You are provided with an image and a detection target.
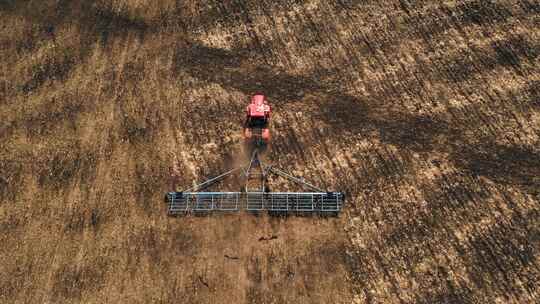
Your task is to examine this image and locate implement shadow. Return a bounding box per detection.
[454,141,540,197]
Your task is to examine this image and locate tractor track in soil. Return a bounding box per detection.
[1,1,539,303]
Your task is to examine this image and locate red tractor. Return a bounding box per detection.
[244,94,271,146]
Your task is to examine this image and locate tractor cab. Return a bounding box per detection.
[244,94,271,144]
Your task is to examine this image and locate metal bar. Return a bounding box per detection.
[244,149,268,194]
[268,167,325,192]
[244,149,259,177]
[182,167,242,192]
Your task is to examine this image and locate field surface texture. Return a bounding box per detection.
[1,0,539,303]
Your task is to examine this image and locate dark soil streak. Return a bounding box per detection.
[2,1,540,303]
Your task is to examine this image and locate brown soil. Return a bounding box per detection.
[1,1,539,303]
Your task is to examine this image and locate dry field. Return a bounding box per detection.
[1,0,539,303]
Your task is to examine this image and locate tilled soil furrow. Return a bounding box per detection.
[2,1,540,303]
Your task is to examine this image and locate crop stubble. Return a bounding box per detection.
[0,1,539,303]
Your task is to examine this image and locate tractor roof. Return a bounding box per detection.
[248,94,270,117]
[251,94,266,105]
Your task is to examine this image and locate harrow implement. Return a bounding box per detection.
[166,150,345,215]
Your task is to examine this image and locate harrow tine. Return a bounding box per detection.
[167,192,344,214]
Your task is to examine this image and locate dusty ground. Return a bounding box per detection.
[1,0,539,303]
